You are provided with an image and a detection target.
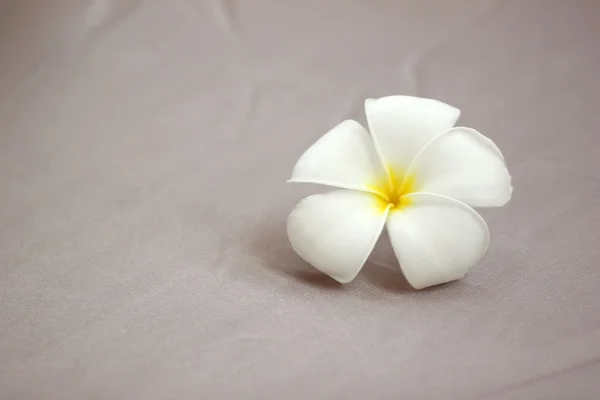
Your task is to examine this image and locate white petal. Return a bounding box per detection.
[287,190,388,283]
[387,193,489,289]
[408,127,512,207]
[365,96,460,173]
[289,120,386,194]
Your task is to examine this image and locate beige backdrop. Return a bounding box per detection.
[1,1,600,399]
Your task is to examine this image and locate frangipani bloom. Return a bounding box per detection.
[287,96,512,289]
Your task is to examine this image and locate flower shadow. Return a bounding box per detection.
[361,262,415,292]
[360,230,417,293]
[248,220,343,290]
[249,220,427,293]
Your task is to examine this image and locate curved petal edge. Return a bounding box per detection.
[387,193,490,289]
[407,127,513,207]
[289,120,386,195]
[287,190,389,283]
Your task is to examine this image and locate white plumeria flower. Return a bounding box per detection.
[287,95,512,289]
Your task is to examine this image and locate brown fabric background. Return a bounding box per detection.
[1,1,600,399]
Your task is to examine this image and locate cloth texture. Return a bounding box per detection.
[1,1,600,399]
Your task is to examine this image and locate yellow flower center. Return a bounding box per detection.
[369,166,417,213]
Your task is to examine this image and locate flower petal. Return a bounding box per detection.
[407,127,512,207]
[287,190,389,283]
[365,96,460,173]
[387,193,489,289]
[289,120,386,195]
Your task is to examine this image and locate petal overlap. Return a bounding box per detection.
[287,96,511,288]
[365,96,460,174]
[289,120,386,195]
[406,127,512,207]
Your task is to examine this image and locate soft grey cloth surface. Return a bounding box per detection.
[1,1,600,399]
